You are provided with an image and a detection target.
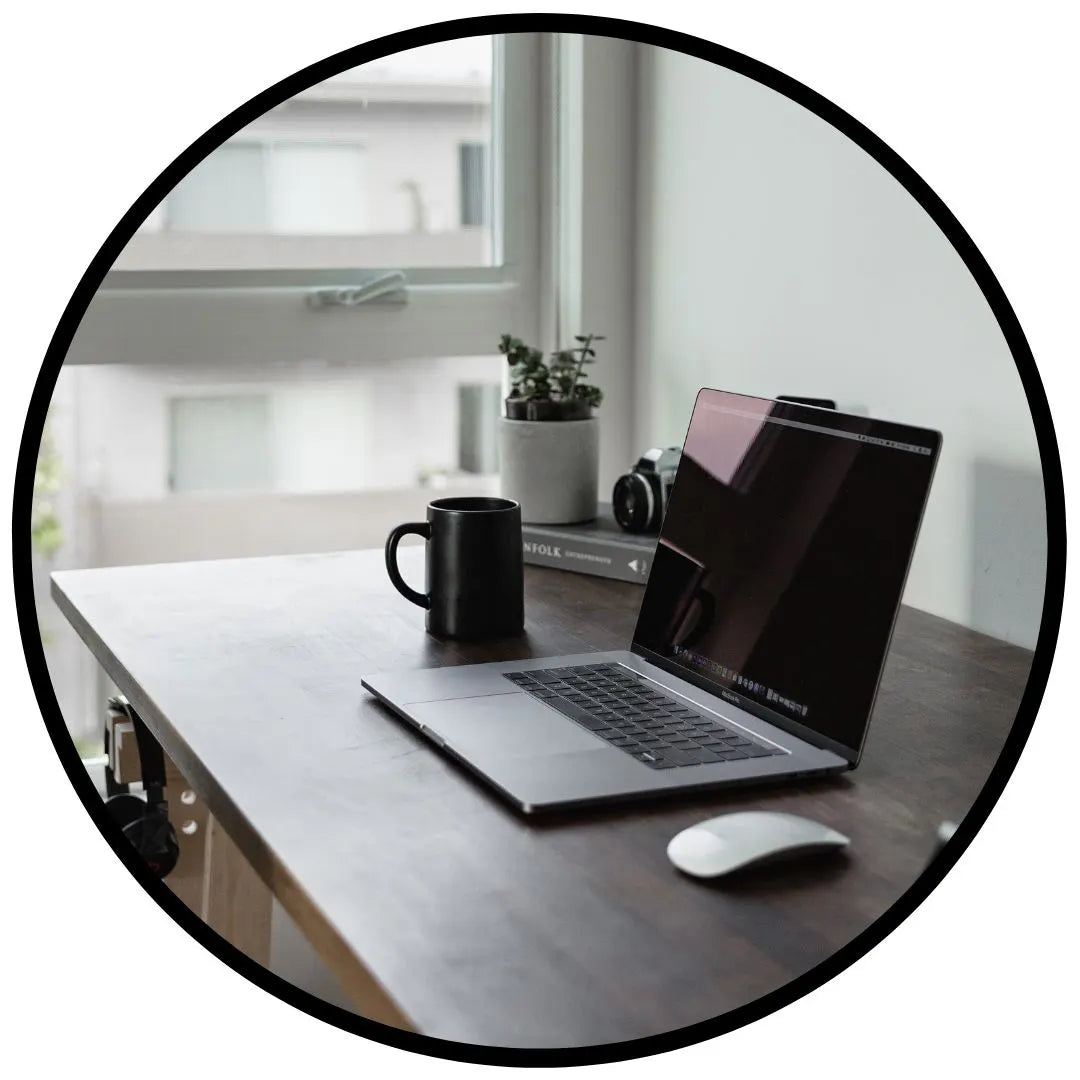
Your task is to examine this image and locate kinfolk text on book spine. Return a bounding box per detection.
[521,536,652,585]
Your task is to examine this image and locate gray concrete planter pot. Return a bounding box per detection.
[499,417,598,524]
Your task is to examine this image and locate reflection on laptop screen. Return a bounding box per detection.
[632,389,940,757]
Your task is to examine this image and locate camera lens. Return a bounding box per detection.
[612,473,653,532]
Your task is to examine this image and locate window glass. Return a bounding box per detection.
[271,143,367,234]
[169,395,273,492]
[120,36,495,270]
[166,143,268,232]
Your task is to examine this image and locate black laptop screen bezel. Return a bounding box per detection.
[630,388,942,765]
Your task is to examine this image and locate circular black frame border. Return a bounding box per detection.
[10,12,1066,1069]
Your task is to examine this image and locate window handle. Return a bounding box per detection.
[307,271,408,309]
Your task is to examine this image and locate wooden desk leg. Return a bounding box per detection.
[335,963,415,1030]
[200,813,271,968]
[162,758,209,917]
[161,756,270,968]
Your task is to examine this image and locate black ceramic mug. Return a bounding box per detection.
[385,496,525,639]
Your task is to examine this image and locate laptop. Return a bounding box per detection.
[362,389,941,813]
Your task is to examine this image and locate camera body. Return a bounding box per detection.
[612,447,682,533]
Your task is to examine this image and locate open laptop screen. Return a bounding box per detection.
[632,389,940,759]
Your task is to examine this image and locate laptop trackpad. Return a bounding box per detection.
[410,693,602,759]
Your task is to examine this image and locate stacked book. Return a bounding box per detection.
[521,504,657,585]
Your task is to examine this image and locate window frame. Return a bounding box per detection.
[66,33,544,367]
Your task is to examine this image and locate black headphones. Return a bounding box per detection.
[104,697,179,878]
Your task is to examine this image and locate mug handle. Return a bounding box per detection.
[385,522,432,608]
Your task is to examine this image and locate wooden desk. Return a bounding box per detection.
[52,549,1032,1049]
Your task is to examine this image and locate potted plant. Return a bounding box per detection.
[498,332,604,524]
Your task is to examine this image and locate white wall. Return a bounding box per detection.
[634,50,1045,648]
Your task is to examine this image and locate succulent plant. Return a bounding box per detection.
[500,332,604,420]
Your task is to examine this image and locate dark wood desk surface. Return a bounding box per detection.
[52,549,1032,1049]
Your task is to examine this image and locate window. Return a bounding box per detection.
[168,395,273,492]
[119,36,500,274]
[459,142,489,227]
[270,143,367,234]
[74,33,542,365]
[458,382,501,473]
[165,143,270,233]
[162,142,368,236]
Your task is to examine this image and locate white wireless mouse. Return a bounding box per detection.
[667,811,850,879]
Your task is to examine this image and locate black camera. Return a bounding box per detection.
[612,448,682,533]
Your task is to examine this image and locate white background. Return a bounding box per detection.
[2,1,1075,1076]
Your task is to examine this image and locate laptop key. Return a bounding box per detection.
[685,748,724,764]
[546,698,609,731]
[632,749,666,767]
[659,748,705,766]
[528,671,562,684]
[741,744,779,757]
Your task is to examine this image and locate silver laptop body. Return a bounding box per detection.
[362,389,941,814]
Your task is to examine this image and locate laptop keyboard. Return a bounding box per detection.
[502,663,785,770]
